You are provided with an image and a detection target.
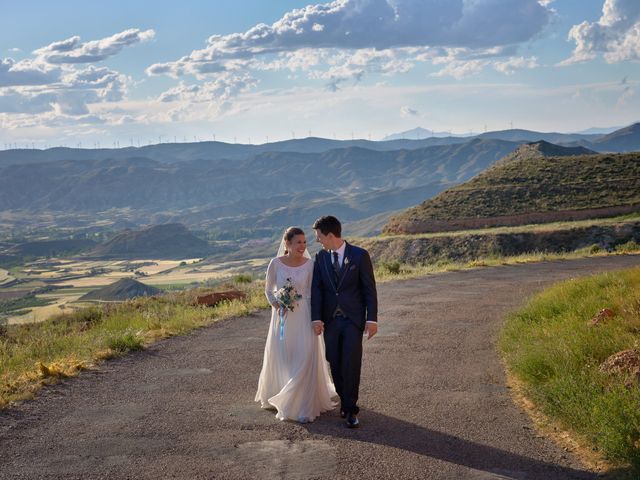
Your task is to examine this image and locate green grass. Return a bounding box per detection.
[499,267,640,471]
[0,283,267,407]
[234,273,253,284]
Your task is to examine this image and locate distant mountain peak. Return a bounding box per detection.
[383,127,467,141]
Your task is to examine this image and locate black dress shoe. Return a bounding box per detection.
[345,412,359,428]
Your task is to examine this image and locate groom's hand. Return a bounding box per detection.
[365,322,377,339]
[312,320,324,335]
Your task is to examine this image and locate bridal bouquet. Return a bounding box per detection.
[274,278,301,340]
[274,278,302,312]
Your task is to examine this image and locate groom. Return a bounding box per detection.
[311,215,378,428]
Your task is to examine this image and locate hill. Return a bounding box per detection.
[80,278,162,301]
[0,139,520,238]
[5,239,97,257]
[490,141,596,168]
[384,143,640,234]
[592,122,640,152]
[88,224,210,259]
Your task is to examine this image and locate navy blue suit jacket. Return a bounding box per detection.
[311,242,378,330]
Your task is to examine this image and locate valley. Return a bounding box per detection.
[2,123,640,327]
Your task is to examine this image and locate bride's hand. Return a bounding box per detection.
[312,321,324,335]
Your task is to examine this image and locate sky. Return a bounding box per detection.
[0,0,639,148]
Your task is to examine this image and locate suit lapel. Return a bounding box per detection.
[335,242,351,290]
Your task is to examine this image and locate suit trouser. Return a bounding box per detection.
[323,315,363,415]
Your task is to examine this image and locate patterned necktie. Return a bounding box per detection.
[332,251,340,279]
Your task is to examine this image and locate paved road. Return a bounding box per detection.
[1,255,639,479]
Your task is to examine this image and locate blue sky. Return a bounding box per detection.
[1,0,639,147]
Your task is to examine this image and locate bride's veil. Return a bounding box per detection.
[276,235,311,259]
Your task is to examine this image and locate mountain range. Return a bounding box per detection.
[1,122,639,240]
[1,123,639,169]
[0,138,521,236]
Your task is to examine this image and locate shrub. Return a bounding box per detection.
[378,260,401,275]
[234,273,253,284]
[107,331,144,353]
[615,240,640,253]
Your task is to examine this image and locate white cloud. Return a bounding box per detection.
[156,72,258,120]
[432,59,486,79]
[400,105,418,117]
[0,58,61,87]
[159,73,256,104]
[431,53,538,79]
[0,89,56,114]
[34,28,155,64]
[305,48,415,90]
[0,64,131,118]
[148,0,550,79]
[562,0,640,64]
[0,30,142,127]
[493,56,538,74]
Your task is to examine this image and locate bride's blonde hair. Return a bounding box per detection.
[282,227,305,255]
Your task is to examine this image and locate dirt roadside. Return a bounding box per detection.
[1,255,639,479]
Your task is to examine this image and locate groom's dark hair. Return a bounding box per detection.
[313,215,341,237]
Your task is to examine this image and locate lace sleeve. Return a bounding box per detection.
[265,258,277,306]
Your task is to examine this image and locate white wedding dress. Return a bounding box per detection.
[255,257,337,422]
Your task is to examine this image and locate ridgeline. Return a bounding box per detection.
[384,144,640,235]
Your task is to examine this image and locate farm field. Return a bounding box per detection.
[0,256,269,325]
[0,269,13,285]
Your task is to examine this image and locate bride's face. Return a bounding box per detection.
[287,234,307,258]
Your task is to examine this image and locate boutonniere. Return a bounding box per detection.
[344,257,350,265]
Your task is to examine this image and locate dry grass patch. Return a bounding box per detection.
[0,281,267,408]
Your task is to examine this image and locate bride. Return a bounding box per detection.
[255,227,337,422]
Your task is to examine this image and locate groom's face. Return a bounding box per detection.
[314,229,331,250]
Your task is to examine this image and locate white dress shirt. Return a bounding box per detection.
[331,241,346,268]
